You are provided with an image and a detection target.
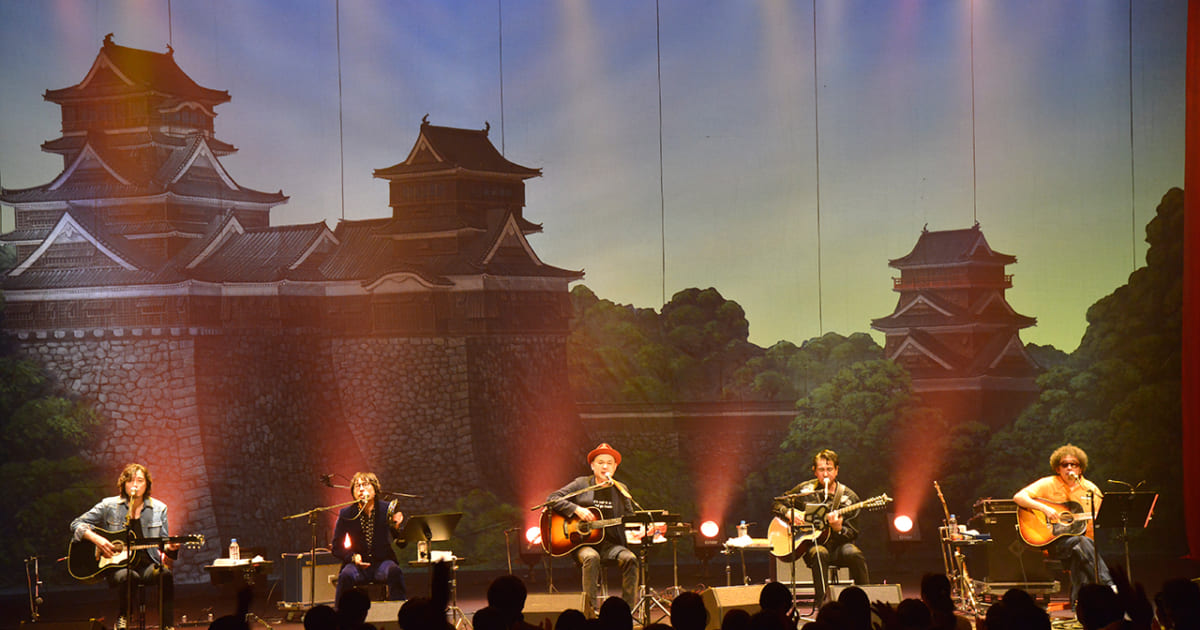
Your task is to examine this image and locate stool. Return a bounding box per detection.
[596,564,610,606]
[328,574,389,601]
[121,568,163,630]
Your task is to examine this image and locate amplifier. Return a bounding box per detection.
[974,499,1018,514]
[280,551,340,605]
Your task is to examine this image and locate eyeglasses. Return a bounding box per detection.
[1059,461,1081,469]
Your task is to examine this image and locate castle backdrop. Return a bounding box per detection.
[0,1,1193,584]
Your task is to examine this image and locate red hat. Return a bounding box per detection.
[587,443,621,465]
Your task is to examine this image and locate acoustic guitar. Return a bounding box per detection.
[767,493,892,560]
[1016,499,1094,547]
[539,507,623,557]
[68,527,204,580]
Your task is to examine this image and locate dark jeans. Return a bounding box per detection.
[576,543,639,616]
[336,560,407,606]
[109,563,174,627]
[1048,535,1112,605]
[804,543,869,605]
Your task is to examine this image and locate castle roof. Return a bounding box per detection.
[41,131,236,157]
[889,224,1016,269]
[871,290,1036,330]
[44,35,230,105]
[1,134,286,206]
[374,120,542,180]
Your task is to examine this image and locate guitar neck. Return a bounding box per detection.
[833,498,876,516]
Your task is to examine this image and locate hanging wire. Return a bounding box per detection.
[656,0,666,307]
[811,0,823,335]
[498,0,506,156]
[970,0,978,225]
[336,0,346,221]
[1128,0,1137,270]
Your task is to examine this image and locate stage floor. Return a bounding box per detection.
[5,554,1194,630]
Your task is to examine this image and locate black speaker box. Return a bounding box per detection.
[523,592,588,627]
[365,600,404,630]
[829,583,903,604]
[979,514,1052,582]
[700,585,762,630]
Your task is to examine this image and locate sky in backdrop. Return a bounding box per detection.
[0,0,1187,351]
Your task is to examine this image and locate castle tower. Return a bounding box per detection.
[1,34,286,265]
[871,224,1040,426]
[0,39,584,577]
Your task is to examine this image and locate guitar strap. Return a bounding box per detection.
[831,483,846,517]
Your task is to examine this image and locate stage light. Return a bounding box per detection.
[519,525,546,581]
[699,520,720,538]
[888,512,920,541]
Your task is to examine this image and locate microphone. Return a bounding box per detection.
[320,474,334,488]
[1068,471,1080,481]
[823,477,830,497]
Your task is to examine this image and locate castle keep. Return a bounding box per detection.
[1,37,585,579]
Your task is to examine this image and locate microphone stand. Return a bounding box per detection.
[502,528,517,575]
[124,502,136,630]
[282,500,357,608]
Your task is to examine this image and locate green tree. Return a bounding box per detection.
[980,188,1184,555]
[0,353,105,587]
[447,489,523,569]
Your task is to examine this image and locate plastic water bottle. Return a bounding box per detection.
[947,515,960,541]
[229,538,240,561]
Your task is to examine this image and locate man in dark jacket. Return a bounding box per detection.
[771,449,870,605]
[546,443,640,617]
[332,471,406,606]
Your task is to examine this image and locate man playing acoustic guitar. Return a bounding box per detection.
[1013,444,1114,607]
[545,443,640,618]
[70,463,179,630]
[771,448,870,605]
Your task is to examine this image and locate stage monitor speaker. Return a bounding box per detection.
[523,592,587,627]
[20,622,105,630]
[701,584,762,630]
[829,583,903,604]
[280,551,339,605]
[365,600,403,630]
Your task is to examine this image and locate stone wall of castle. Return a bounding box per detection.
[18,331,216,583]
[15,330,791,585]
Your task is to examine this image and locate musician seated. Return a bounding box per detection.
[70,463,179,630]
[1013,444,1113,607]
[331,472,407,606]
[546,443,641,618]
[771,449,870,605]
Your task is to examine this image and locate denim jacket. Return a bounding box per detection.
[71,496,170,565]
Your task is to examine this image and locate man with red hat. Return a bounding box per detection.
[546,443,640,617]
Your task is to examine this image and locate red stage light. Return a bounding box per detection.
[525,526,542,545]
[699,520,720,538]
[893,514,914,533]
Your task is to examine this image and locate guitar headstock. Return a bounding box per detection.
[864,494,893,511]
[183,534,205,548]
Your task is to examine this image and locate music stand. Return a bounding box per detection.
[1095,491,1157,582]
[625,510,674,627]
[398,512,463,548]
